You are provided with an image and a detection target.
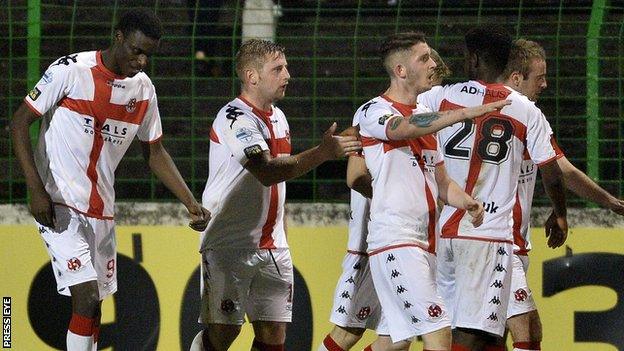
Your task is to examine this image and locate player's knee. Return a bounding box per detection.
[252,321,286,344]
[69,281,100,317]
[204,324,241,350]
[422,326,451,350]
[528,311,542,342]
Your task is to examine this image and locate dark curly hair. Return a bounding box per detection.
[115,8,163,40]
[465,25,512,76]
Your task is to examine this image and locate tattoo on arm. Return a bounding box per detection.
[408,112,440,128]
[389,117,403,130]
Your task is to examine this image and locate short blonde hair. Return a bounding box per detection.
[503,39,546,78]
[235,39,285,81]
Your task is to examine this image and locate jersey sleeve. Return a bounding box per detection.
[526,108,558,166]
[417,85,445,112]
[24,57,75,116]
[137,84,163,143]
[358,102,397,141]
[550,135,565,158]
[221,113,270,165]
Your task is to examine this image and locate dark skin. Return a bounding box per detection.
[10,29,210,231]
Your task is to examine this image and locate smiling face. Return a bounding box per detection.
[113,30,159,77]
[256,51,290,103]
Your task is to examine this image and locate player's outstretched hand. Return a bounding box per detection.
[544,210,568,248]
[30,188,55,228]
[187,203,211,232]
[321,122,362,159]
[609,198,624,216]
[466,199,484,227]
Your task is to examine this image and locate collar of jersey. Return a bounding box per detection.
[96,50,129,80]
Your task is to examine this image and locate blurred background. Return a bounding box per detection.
[1,0,623,207]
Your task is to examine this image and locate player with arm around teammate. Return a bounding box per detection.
[191,39,361,351]
[10,9,209,351]
[501,38,624,351]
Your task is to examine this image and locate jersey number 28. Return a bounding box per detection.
[444,116,514,164]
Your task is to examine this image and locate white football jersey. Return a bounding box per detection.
[358,95,442,253]
[200,97,291,250]
[418,81,558,242]
[24,51,162,219]
[512,137,564,254]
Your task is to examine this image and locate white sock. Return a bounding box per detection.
[66,330,93,351]
[190,330,205,351]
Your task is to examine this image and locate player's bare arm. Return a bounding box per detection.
[244,123,361,186]
[346,155,372,199]
[539,160,568,248]
[10,103,56,228]
[435,163,484,227]
[385,99,511,140]
[141,141,210,231]
[557,156,624,215]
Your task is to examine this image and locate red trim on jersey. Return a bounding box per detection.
[347,250,368,256]
[368,242,434,256]
[238,95,288,249]
[23,98,43,116]
[209,127,220,143]
[512,192,527,250]
[380,94,416,116]
[144,135,163,144]
[361,136,381,147]
[536,154,560,167]
[54,203,114,220]
[551,135,564,157]
[96,51,127,80]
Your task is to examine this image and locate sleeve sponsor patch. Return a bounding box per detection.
[244,144,263,158]
[28,87,42,101]
[378,113,393,125]
[235,127,253,143]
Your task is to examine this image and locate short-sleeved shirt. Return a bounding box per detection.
[512,137,564,254]
[201,97,291,251]
[358,95,442,253]
[24,51,162,219]
[417,81,558,242]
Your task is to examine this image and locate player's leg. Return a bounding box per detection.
[366,335,410,351]
[506,254,541,350]
[196,249,257,350]
[247,248,294,350]
[421,327,452,350]
[451,240,513,350]
[320,253,379,351]
[67,281,100,350]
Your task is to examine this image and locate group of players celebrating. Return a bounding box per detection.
[11,8,624,351]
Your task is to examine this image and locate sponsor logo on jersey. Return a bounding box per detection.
[83,117,128,145]
[483,201,499,214]
[244,144,263,158]
[107,80,126,89]
[28,87,41,101]
[235,127,253,143]
[460,85,508,99]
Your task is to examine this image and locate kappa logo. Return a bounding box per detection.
[489,296,501,305]
[386,254,396,263]
[396,285,407,294]
[490,280,503,288]
[356,306,371,320]
[352,262,361,270]
[220,299,236,314]
[403,301,413,309]
[67,257,82,271]
[336,305,347,315]
[345,276,355,284]
[340,291,352,299]
[225,105,244,128]
[125,98,137,113]
[514,288,528,302]
[390,269,401,278]
[360,100,377,117]
[487,312,499,321]
[427,304,442,318]
[38,226,48,235]
[497,247,508,256]
[52,54,78,66]
[494,264,507,272]
[411,316,420,324]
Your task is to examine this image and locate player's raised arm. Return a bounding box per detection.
[244,122,361,187]
[385,99,510,141]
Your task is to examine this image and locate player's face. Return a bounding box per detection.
[405,43,437,94]
[257,52,290,103]
[114,30,160,77]
[518,58,547,102]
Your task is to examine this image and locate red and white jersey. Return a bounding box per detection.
[512,137,564,254]
[24,51,162,219]
[358,95,442,253]
[200,97,291,250]
[417,80,558,242]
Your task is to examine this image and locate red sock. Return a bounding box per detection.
[68,313,95,336]
[363,345,373,351]
[323,334,345,351]
[484,346,505,351]
[251,338,284,351]
[93,317,100,344]
[451,344,471,351]
[513,341,541,350]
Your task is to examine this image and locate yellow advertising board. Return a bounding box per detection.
[1,224,621,350]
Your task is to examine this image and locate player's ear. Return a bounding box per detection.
[394,63,407,80]
[245,68,258,85]
[114,30,124,45]
[510,71,523,88]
